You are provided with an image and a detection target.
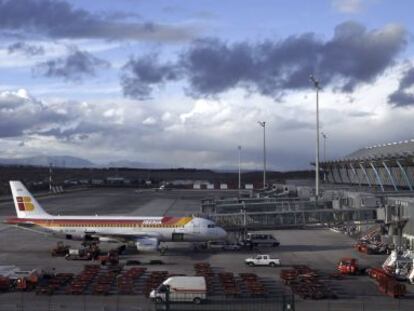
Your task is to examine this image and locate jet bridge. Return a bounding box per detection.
[206,198,377,231]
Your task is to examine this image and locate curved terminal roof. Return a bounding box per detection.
[342,139,414,161]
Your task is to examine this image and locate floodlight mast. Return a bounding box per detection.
[310,75,321,199]
[238,145,242,190]
[321,131,327,182]
[257,121,266,189]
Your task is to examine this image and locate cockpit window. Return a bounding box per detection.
[207,224,215,228]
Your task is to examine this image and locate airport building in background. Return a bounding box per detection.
[320,139,414,248]
[320,139,414,191]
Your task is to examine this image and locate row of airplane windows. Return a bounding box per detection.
[48,223,182,228]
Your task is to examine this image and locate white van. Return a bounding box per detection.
[150,276,207,304]
[244,233,280,247]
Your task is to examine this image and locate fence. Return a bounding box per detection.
[0,294,413,311]
[153,294,295,311]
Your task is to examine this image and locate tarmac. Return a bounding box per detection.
[0,188,413,310]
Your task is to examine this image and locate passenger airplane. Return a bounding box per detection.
[5,181,227,252]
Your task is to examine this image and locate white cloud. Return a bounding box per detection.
[142,116,157,125]
[332,0,364,13]
[1,62,414,171]
[161,111,172,122]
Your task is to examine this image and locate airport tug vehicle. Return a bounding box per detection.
[337,258,365,275]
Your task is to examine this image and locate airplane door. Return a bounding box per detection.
[193,222,200,234]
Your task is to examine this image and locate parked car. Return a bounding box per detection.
[245,254,281,267]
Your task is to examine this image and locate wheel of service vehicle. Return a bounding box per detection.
[154,297,163,304]
[193,297,202,304]
[160,247,167,255]
[248,262,254,267]
[269,262,276,267]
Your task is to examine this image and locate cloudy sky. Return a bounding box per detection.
[1,0,414,170]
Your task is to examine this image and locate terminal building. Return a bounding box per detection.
[320,139,414,192]
[320,139,414,249]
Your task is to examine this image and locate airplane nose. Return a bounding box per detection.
[218,227,227,239]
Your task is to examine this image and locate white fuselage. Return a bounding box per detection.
[7,215,227,243]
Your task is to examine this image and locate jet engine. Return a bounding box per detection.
[64,233,87,241]
[135,237,159,253]
[98,237,120,243]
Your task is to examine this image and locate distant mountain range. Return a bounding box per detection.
[0,156,256,171]
[0,155,165,169]
[106,160,162,169]
[0,155,292,173]
[0,156,94,168]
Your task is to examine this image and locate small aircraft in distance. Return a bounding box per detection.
[5,181,227,253]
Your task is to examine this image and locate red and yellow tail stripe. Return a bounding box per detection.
[16,196,35,211]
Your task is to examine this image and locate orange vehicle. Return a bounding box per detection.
[98,250,119,266]
[337,258,363,275]
[0,277,12,292]
[15,273,39,291]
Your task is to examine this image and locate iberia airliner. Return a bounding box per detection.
[5,181,227,252]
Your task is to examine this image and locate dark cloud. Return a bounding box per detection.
[181,38,257,96]
[7,42,45,56]
[320,22,405,91]
[34,49,110,82]
[388,63,414,107]
[0,0,195,42]
[39,121,106,141]
[121,54,182,99]
[121,21,406,100]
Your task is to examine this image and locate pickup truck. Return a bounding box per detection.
[245,255,281,267]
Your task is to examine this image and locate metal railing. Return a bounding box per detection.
[153,293,295,311]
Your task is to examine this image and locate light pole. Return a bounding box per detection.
[238,145,242,190]
[310,75,320,199]
[49,163,53,193]
[257,121,266,189]
[321,132,327,163]
[321,131,327,182]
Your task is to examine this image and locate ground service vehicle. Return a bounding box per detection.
[337,258,365,275]
[0,277,11,292]
[207,241,241,251]
[51,242,69,257]
[150,276,207,304]
[98,250,119,266]
[244,233,280,247]
[65,248,94,261]
[245,255,281,267]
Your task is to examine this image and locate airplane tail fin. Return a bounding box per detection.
[9,181,51,218]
